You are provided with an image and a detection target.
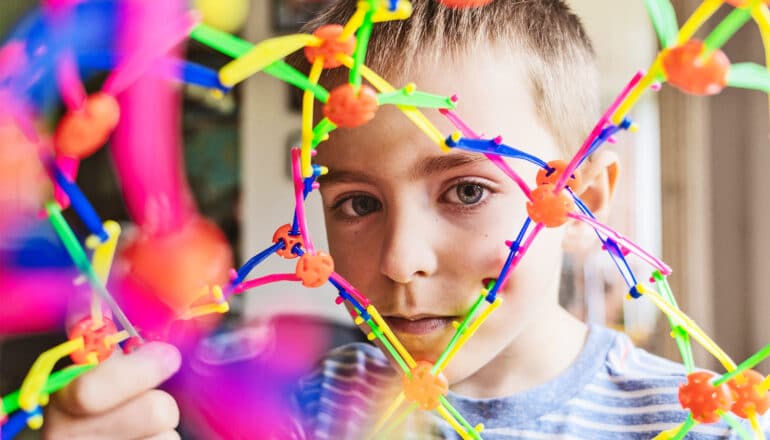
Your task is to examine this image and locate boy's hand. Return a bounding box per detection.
[43,342,182,440]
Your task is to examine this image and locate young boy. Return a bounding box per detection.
[42,0,768,439]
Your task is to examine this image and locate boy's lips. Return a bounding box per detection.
[383,315,456,335]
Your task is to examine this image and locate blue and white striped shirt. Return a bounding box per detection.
[293,325,769,439]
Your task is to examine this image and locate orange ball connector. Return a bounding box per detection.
[525,184,575,228]
[273,224,304,259]
[323,83,378,128]
[54,92,120,159]
[295,251,335,288]
[304,25,356,69]
[67,316,118,365]
[536,160,582,191]
[661,40,730,96]
[727,370,770,419]
[402,361,449,411]
[678,371,734,424]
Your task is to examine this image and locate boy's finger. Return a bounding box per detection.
[54,342,181,416]
[44,389,180,439]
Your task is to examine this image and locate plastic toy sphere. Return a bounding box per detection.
[121,216,232,315]
[525,184,574,228]
[536,160,582,190]
[304,25,356,69]
[661,40,730,96]
[436,0,495,8]
[67,316,118,364]
[193,0,249,33]
[273,224,304,259]
[402,361,448,411]
[727,370,770,418]
[54,92,120,159]
[678,371,734,424]
[323,84,379,128]
[295,251,334,288]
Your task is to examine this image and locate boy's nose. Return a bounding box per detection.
[378,211,439,284]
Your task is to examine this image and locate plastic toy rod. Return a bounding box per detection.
[567,212,672,275]
[434,297,502,376]
[637,285,736,371]
[349,1,376,89]
[713,342,770,386]
[301,58,325,178]
[702,0,759,56]
[365,391,405,440]
[439,395,482,440]
[432,292,487,375]
[651,271,695,372]
[368,306,417,369]
[18,339,85,412]
[46,203,140,340]
[676,0,722,45]
[340,2,370,40]
[652,414,695,440]
[375,402,417,439]
[85,221,121,328]
[716,410,753,440]
[218,34,320,87]
[2,365,94,417]
[335,54,449,151]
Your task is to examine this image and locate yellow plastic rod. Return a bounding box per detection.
[368,306,417,368]
[677,0,723,45]
[611,60,664,125]
[85,221,121,327]
[219,34,320,87]
[340,2,371,41]
[365,391,405,440]
[19,338,85,412]
[301,58,325,178]
[435,298,502,374]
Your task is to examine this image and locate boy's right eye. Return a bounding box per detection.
[336,194,382,218]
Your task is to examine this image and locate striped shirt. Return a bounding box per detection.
[292,325,769,439]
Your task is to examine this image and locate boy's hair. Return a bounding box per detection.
[294,0,599,155]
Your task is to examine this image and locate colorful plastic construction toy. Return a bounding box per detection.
[2,0,770,439]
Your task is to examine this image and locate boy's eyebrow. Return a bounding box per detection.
[319,152,487,185]
[410,152,487,178]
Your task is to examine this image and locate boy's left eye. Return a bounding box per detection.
[443,181,488,205]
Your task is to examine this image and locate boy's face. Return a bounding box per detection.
[316,48,571,387]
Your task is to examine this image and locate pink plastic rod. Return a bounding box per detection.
[329,272,371,308]
[56,52,87,111]
[290,148,315,253]
[496,222,544,289]
[231,273,300,296]
[568,212,672,275]
[555,71,644,192]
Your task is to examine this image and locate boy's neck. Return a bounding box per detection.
[450,307,589,399]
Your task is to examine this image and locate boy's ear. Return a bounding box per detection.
[562,150,620,255]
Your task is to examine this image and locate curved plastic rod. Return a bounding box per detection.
[1,365,93,419]
[487,218,532,300]
[438,395,482,440]
[367,306,416,369]
[445,135,548,169]
[52,166,108,241]
[0,409,34,440]
[311,118,337,148]
[231,273,300,295]
[434,294,501,375]
[713,342,770,386]
[567,212,672,275]
[85,220,121,326]
[56,51,86,111]
[336,53,449,151]
[650,271,695,373]
[440,109,535,200]
[218,34,320,87]
[643,0,680,48]
[565,71,644,190]
[653,414,696,440]
[340,1,370,40]
[301,58,325,178]
[716,410,753,440]
[637,284,737,371]
[676,0,722,45]
[433,292,488,374]
[376,86,456,109]
[329,272,371,308]
[102,11,200,96]
[349,1,375,89]
[495,222,545,295]
[45,202,141,340]
[229,241,284,289]
[354,308,410,374]
[290,148,316,253]
[372,0,412,23]
[18,338,84,412]
[727,62,770,92]
[365,391,406,440]
[747,408,767,440]
[571,194,639,289]
[702,0,758,54]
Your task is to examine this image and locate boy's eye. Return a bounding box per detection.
[339,195,382,217]
[445,182,487,205]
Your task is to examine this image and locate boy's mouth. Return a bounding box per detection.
[383,315,456,335]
